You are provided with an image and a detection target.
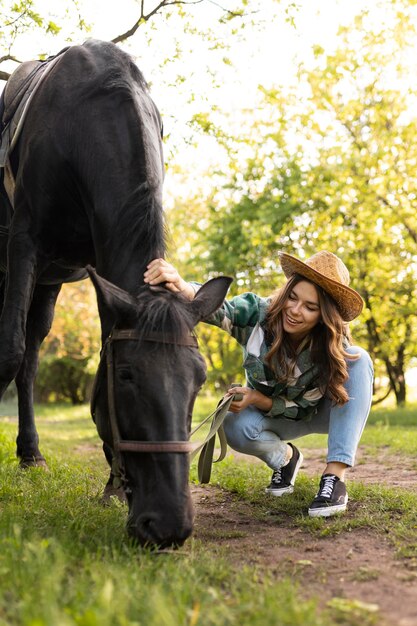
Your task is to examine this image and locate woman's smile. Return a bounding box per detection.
[285,311,301,323]
[282,280,322,340]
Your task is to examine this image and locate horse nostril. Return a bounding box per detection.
[139,515,157,537]
[127,513,160,545]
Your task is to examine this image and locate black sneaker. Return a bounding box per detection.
[265,444,304,496]
[308,474,348,517]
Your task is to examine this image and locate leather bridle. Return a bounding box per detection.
[91,328,200,488]
[94,328,199,452]
[91,327,241,489]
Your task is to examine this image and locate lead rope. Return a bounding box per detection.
[191,384,243,484]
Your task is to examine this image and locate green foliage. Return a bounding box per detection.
[290,7,417,404]
[0,0,88,76]
[196,324,243,393]
[34,282,100,404]
[35,355,95,405]
[41,282,100,362]
[46,20,61,35]
[172,1,417,404]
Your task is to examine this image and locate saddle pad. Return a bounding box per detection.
[0,54,63,202]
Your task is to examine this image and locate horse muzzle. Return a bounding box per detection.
[126,501,194,549]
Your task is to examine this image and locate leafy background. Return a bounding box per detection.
[2,0,417,405]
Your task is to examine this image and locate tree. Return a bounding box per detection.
[166,195,243,394]
[290,6,417,405]
[179,1,417,405]
[0,0,266,81]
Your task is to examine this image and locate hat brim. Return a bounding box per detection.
[278,252,364,322]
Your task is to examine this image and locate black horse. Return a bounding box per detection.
[0,39,231,547]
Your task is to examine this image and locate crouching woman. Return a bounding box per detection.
[144,251,374,517]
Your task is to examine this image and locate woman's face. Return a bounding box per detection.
[282,280,321,341]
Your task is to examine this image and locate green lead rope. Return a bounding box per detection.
[190,384,243,484]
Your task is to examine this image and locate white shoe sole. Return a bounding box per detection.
[308,497,348,518]
[265,451,304,497]
[265,484,294,497]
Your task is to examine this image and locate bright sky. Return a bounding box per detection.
[5,0,367,112]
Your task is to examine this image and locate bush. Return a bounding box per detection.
[35,355,95,405]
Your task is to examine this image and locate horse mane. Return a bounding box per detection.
[106,183,166,276]
[125,286,196,347]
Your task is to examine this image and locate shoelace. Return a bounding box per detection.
[318,475,337,498]
[272,468,283,484]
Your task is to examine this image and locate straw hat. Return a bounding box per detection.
[278,250,364,321]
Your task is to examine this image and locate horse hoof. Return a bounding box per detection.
[100,483,127,505]
[19,457,49,470]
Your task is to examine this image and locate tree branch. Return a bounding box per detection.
[111,0,247,44]
[207,0,248,17]
[112,0,205,44]
[376,193,417,244]
[112,1,164,43]
[0,53,21,83]
[0,54,19,64]
[372,382,393,405]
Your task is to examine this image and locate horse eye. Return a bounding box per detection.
[118,368,133,382]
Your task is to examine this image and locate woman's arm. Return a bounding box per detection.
[265,386,323,420]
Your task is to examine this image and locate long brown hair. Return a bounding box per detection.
[264,274,359,405]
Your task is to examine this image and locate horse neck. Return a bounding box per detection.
[96,237,166,342]
[98,212,165,293]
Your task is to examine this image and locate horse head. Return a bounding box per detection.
[88,268,232,548]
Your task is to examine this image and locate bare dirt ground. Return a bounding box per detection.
[191,447,417,626]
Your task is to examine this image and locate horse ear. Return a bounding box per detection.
[86,266,138,323]
[188,276,233,323]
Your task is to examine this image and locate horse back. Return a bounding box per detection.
[8,40,166,284]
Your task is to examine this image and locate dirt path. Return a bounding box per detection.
[191,447,417,626]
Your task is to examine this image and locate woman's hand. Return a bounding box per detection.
[226,386,273,413]
[144,259,195,300]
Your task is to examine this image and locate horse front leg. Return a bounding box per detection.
[15,283,61,467]
[0,231,38,398]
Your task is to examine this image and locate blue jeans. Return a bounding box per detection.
[223,346,374,470]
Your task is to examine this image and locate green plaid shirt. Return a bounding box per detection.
[202,291,324,421]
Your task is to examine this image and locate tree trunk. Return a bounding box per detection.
[362,292,410,407]
[383,355,407,407]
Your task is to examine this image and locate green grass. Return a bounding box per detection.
[0,401,333,626]
[0,468,332,626]
[0,397,417,625]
